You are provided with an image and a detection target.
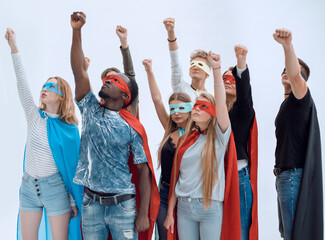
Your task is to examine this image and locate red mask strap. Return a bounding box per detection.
[223,74,236,85]
[102,75,131,106]
[193,100,216,117]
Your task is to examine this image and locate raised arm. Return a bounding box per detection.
[233,45,253,111]
[116,26,135,77]
[5,28,37,119]
[70,12,91,101]
[208,52,230,132]
[163,18,185,92]
[142,59,169,128]
[273,29,307,99]
[163,17,178,51]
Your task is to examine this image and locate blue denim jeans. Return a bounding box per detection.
[81,193,137,240]
[238,166,253,240]
[177,197,223,240]
[156,184,169,240]
[275,168,303,240]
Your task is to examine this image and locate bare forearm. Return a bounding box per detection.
[71,29,87,78]
[213,68,229,131]
[167,189,177,217]
[147,71,162,103]
[138,164,151,217]
[167,31,178,51]
[10,44,18,54]
[283,44,301,80]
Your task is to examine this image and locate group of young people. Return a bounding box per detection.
[5,11,322,240]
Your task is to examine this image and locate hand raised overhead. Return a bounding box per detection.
[163,17,175,32]
[70,12,86,29]
[234,44,248,68]
[142,59,153,72]
[4,28,18,53]
[273,28,292,47]
[116,25,127,40]
[207,51,221,69]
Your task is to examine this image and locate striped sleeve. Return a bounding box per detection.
[11,53,38,120]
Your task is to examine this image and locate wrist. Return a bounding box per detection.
[10,46,19,54]
[212,66,221,71]
[237,60,246,69]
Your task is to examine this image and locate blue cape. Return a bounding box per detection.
[17,110,83,240]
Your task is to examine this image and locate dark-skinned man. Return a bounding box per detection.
[70,12,159,240]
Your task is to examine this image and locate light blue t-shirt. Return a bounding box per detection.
[175,123,231,202]
[73,91,148,194]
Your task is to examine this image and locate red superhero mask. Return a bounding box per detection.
[102,75,131,106]
[223,74,236,85]
[192,100,216,117]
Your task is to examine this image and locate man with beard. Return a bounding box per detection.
[70,12,159,240]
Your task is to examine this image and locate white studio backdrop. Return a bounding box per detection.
[0,0,324,239]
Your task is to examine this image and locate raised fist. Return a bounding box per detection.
[273,28,292,46]
[163,17,175,32]
[207,51,221,69]
[4,28,16,47]
[116,25,127,40]
[70,12,86,29]
[234,45,248,60]
[142,59,153,72]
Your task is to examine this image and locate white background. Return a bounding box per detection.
[0,0,324,239]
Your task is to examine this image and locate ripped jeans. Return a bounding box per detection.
[81,193,137,240]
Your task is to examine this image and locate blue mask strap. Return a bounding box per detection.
[169,102,192,115]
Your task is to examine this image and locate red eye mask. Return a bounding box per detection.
[223,74,236,85]
[192,100,216,117]
[102,75,131,106]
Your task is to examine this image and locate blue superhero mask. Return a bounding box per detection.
[169,102,192,114]
[41,82,63,96]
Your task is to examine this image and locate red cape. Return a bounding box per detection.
[248,117,258,240]
[106,108,160,240]
[167,130,241,240]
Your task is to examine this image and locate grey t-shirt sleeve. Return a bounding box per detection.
[75,91,99,114]
[216,121,231,146]
[131,129,148,164]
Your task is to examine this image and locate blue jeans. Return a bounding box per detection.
[238,166,253,240]
[81,193,138,240]
[156,184,169,240]
[177,197,223,240]
[275,168,303,240]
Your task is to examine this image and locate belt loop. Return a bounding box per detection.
[114,195,118,205]
[244,166,249,176]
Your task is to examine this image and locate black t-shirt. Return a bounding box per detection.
[160,137,176,184]
[229,67,255,162]
[275,89,312,168]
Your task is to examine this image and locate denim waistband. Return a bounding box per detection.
[238,166,250,178]
[22,171,61,182]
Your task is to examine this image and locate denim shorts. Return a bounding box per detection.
[20,172,71,216]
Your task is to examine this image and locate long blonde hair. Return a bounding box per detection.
[40,77,78,125]
[223,67,237,111]
[157,92,191,167]
[173,92,218,209]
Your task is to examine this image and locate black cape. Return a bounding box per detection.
[291,98,323,240]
